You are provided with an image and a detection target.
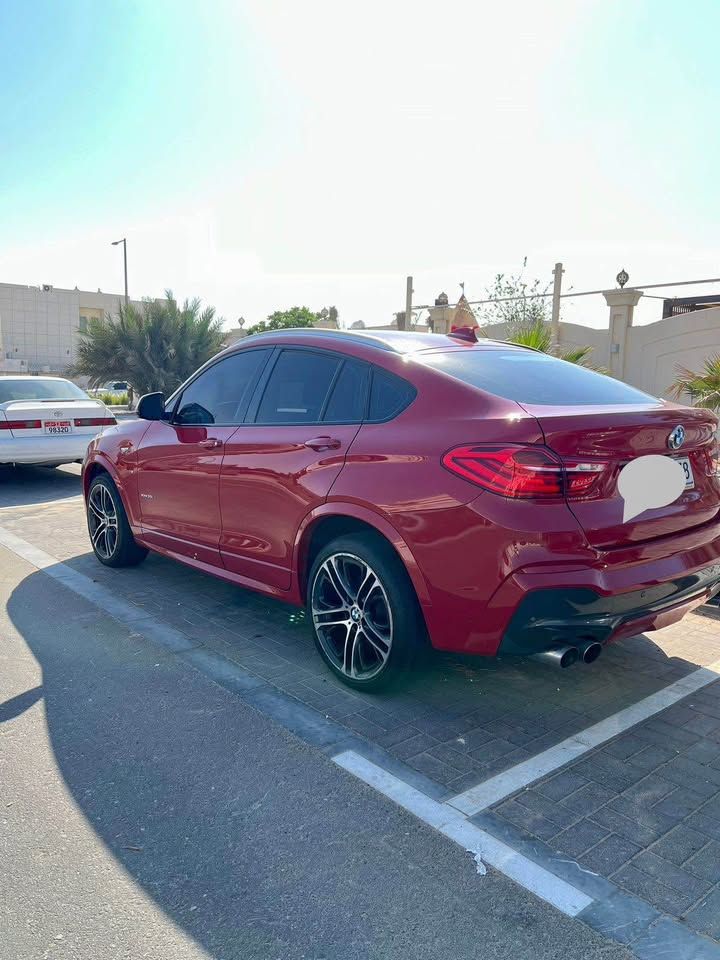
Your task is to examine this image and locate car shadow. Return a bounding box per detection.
[10,559,660,960]
[7,568,323,958]
[8,553,720,957]
[0,464,82,508]
[0,684,44,722]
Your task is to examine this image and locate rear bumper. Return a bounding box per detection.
[481,514,720,657]
[498,562,720,656]
[0,434,94,465]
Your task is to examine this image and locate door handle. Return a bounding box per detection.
[304,436,341,451]
[199,438,223,449]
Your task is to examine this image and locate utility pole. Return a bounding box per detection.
[550,261,563,350]
[111,238,132,407]
[401,275,413,331]
[112,238,128,305]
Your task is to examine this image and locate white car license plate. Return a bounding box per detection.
[44,420,73,435]
[674,456,694,488]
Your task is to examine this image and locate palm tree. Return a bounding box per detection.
[670,355,720,411]
[72,291,226,397]
[491,319,595,366]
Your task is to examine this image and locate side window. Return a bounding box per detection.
[175,349,269,425]
[323,359,369,422]
[368,369,415,421]
[255,350,340,424]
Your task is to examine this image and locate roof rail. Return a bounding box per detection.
[240,327,398,352]
[236,326,543,356]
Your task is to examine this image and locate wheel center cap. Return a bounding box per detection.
[350,606,362,623]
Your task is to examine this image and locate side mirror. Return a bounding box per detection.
[136,392,166,421]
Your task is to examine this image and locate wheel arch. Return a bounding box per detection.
[293,504,431,611]
[82,454,138,525]
[83,458,115,498]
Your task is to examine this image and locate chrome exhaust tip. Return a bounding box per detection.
[578,640,603,664]
[531,645,579,669]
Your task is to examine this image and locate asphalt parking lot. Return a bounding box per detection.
[3,463,720,958]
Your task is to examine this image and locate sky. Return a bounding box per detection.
[1,0,719,331]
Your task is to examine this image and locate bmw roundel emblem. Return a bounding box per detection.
[668,425,685,450]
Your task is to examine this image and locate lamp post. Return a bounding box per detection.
[111,238,132,407]
[111,238,128,305]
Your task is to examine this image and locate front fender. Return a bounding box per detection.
[83,449,142,530]
[83,449,122,497]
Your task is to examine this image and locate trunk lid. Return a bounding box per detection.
[0,399,116,439]
[524,401,720,548]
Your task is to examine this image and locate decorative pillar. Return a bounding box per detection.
[603,289,643,380]
[428,291,452,334]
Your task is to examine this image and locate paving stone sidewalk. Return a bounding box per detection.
[491,668,720,941]
[2,478,719,796]
[5,468,720,945]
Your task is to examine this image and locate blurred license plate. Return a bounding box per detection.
[44,420,73,435]
[674,456,694,488]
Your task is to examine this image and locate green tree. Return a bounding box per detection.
[72,291,225,396]
[475,259,596,367]
[670,355,720,411]
[244,306,320,337]
[477,259,551,328]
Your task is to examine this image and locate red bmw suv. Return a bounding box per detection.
[83,329,720,689]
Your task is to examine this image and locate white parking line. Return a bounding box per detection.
[447,660,720,816]
[333,750,593,917]
[4,518,720,920]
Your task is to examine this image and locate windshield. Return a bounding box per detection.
[0,379,88,403]
[418,349,659,406]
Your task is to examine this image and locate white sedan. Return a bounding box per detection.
[0,376,117,467]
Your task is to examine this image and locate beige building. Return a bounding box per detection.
[0,282,146,376]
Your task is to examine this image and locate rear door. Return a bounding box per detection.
[218,349,368,591]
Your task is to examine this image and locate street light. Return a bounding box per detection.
[111,238,128,305]
[111,237,132,407]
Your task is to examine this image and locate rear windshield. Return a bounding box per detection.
[418,349,658,406]
[0,379,88,403]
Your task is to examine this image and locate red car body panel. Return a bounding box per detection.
[83,329,720,659]
[218,422,362,590]
[136,421,239,567]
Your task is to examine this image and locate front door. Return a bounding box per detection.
[136,348,271,566]
[219,349,369,591]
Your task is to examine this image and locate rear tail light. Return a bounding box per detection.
[0,420,42,430]
[73,417,117,427]
[563,459,606,496]
[441,444,605,500]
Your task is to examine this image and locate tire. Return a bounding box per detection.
[307,532,426,691]
[87,474,148,568]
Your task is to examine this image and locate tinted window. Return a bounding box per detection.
[418,349,658,406]
[175,350,269,425]
[368,369,415,421]
[323,360,369,422]
[256,350,340,424]
[0,379,87,403]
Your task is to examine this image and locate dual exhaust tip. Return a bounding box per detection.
[532,639,603,669]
